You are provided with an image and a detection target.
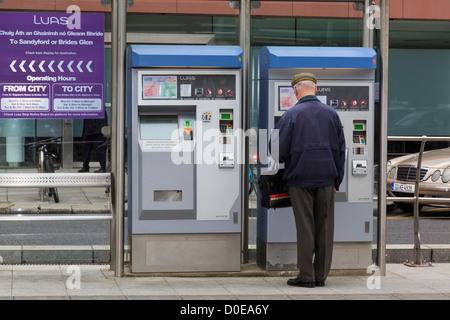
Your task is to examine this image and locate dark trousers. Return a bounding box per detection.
[288,186,335,282]
[81,133,106,170]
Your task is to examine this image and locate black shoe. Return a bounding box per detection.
[315,281,325,287]
[78,168,89,173]
[94,168,106,173]
[287,278,315,288]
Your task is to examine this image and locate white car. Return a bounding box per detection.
[387,147,450,212]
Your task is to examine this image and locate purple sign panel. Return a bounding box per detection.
[0,12,104,119]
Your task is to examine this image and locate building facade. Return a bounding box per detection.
[0,0,448,167]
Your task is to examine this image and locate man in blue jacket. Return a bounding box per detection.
[272,72,346,288]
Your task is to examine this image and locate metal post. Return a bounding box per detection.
[110,0,126,277]
[362,0,374,48]
[62,119,73,169]
[377,0,389,276]
[239,0,251,264]
[412,137,426,264]
[404,136,428,267]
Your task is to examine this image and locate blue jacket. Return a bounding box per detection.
[272,95,346,190]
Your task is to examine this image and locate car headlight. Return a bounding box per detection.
[387,160,392,171]
[431,170,441,182]
[388,167,396,179]
[442,167,450,183]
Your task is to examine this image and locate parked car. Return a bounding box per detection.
[387,147,450,212]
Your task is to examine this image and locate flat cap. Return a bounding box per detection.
[291,72,317,87]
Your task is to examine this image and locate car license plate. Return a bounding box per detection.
[391,182,415,193]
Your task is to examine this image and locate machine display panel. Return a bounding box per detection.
[140,115,179,140]
[138,72,237,105]
[278,85,370,111]
[279,86,297,111]
[142,75,177,100]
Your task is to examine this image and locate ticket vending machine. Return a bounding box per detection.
[127,45,242,273]
[257,47,377,270]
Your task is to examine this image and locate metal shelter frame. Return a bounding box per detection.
[0,0,392,278]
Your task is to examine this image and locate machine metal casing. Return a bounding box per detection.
[127,45,243,272]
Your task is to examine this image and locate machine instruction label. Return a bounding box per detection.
[142,140,178,150]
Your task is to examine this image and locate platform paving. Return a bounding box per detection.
[0,168,449,304]
[0,263,449,301]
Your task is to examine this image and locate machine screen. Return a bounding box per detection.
[140,115,179,140]
[142,75,177,99]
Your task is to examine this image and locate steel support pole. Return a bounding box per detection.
[408,136,426,266]
[110,0,126,277]
[239,0,251,264]
[378,0,389,276]
[362,0,374,48]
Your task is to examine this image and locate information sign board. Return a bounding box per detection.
[0,12,104,119]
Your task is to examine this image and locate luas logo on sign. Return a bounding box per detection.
[33,5,81,29]
[33,15,69,26]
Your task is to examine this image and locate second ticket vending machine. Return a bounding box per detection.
[258,46,377,271]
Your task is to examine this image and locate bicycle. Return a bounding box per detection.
[28,137,61,203]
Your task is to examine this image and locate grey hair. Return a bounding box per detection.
[294,80,316,91]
